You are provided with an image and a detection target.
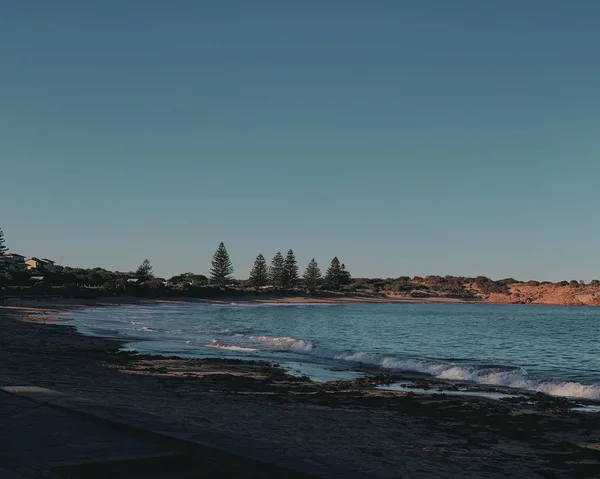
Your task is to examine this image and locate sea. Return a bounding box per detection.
[60,302,600,401]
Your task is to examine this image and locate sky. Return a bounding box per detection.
[1,1,599,281]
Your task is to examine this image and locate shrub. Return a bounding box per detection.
[474,276,509,294]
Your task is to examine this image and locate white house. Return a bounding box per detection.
[0,253,27,270]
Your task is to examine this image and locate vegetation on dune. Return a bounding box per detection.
[136,259,154,280]
[1,265,599,301]
[1,230,599,301]
[168,272,209,287]
[473,276,510,294]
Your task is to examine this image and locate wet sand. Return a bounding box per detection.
[1,300,600,478]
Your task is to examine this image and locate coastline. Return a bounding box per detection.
[0,294,464,314]
[3,285,600,310]
[2,299,600,477]
[5,296,600,401]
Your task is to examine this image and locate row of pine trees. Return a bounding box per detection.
[2,226,350,291]
[209,242,351,290]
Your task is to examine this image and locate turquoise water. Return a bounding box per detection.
[62,302,600,400]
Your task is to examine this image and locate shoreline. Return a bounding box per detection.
[2,300,600,477]
[4,298,600,404]
[3,292,598,310]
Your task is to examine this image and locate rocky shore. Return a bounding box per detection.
[1,301,600,478]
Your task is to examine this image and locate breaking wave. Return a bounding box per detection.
[330,352,600,400]
[66,305,600,402]
[245,335,315,351]
[198,336,599,400]
[435,365,600,400]
[205,334,315,353]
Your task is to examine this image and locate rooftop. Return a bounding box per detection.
[28,257,55,264]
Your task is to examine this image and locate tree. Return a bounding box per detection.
[249,254,269,287]
[136,259,154,279]
[0,228,8,256]
[269,252,286,287]
[168,273,208,286]
[283,249,299,287]
[340,263,352,286]
[210,242,234,286]
[324,256,351,290]
[303,258,322,291]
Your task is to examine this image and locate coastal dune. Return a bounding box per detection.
[485,283,600,306]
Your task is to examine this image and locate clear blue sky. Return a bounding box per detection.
[1,1,599,281]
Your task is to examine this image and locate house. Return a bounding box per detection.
[0,253,27,270]
[25,257,59,272]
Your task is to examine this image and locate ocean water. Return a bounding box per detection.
[61,302,600,401]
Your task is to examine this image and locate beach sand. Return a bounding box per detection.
[1,299,599,478]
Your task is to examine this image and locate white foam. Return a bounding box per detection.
[437,365,600,400]
[138,327,159,333]
[330,353,600,400]
[204,340,257,352]
[71,306,600,401]
[246,335,315,352]
[206,334,315,353]
[533,381,600,400]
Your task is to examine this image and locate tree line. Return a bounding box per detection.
[2,226,352,292]
[208,242,351,290]
[4,227,600,300]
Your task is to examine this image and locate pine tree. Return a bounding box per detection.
[325,256,344,290]
[210,242,234,286]
[303,258,322,291]
[249,254,269,287]
[136,259,154,279]
[269,252,286,287]
[340,263,352,286]
[283,249,299,287]
[0,229,8,256]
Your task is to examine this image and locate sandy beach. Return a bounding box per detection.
[1,299,600,478]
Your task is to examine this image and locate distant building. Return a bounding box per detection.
[0,253,27,270]
[25,257,59,272]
